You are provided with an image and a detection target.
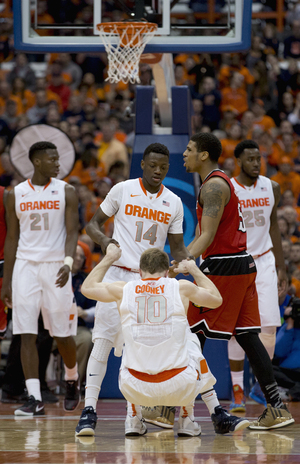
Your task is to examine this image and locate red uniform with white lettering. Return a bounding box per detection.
[188,170,260,339]
[92,177,184,351]
[0,187,7,338]
[12,178,76,337]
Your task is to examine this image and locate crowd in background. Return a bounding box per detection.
[1,0,300,393]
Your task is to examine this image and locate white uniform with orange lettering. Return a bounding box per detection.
[231,176,280,327]
[92,178,184,352]
[12,178,77,337]
[119,277,204,407]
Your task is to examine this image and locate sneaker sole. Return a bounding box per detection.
[14,409,45,416]
[178,429,201,437]
[229,405,246,413]
[248,418,295,430]
[233,419,250,431]
[125,429,147,437]
[75,427,95,437]
[143,418,174,429]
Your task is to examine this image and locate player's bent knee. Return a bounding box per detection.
[91,338,113,363]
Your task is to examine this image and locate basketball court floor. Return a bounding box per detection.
[1,398,299,464]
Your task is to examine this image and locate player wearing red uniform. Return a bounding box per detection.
[183,132,294,430]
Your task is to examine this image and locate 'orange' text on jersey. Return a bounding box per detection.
[125,204,171,224]
[20,201,60,211]
[239,198,270,209]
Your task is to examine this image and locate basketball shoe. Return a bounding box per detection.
[141,406,175,429]
[64,376,80,411]
[177,416,201,437]
[14,395,45,416]
[248,404,294,430]
[249,381,267,407]
[211,405,250,434]
[75,406,97,436]
[125,415,147,436]
[229,384,246,413]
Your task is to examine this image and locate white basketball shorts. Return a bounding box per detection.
[12,259,77,337]
[119,362,202,407]
[255,251,281,327]
[92,266,139,354]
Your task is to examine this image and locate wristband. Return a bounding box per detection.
[64,256,74,270]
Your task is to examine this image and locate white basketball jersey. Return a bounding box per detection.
[100,178,183,270]
[120,277,190,374]
[15,178,66,262]
[231,176,274,256]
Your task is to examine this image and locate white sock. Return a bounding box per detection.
[201,389,220,416]
[231,371,244,390]
[64,363,78,381]
[180,402,194,420]
[127,402,142,419]
[25,378,42,402]
[85,356,107,409]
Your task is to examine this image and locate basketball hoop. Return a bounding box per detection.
[97,21,158,84]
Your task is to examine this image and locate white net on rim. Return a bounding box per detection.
[97,22,158,84]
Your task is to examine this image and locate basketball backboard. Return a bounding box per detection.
[14,0,252,54]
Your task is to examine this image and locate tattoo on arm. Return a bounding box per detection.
[201,182,223,218]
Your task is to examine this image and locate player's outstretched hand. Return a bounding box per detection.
[106,243,122,262]
[55,265,70,288]
[1,285,12,308]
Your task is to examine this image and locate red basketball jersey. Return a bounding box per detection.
[0,187,6,260]
[197,170,246,259]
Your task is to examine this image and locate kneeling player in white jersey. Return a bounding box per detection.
[1,141,80,416]
[228,140,288,412]
[79,245,250,437]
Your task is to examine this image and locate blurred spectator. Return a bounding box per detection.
[7,53,36,91]
[241,110,255,138]
[282,207,300,243]
[41,106,61,128]
[63,95,84,125]
[284,20,300,59]
[277,133,298,162]
[279,92,295,122]
[278,216,292,241]
[273,301,300,401]
[271,157,300,199]
[0,81,23,116]
[95,102,111,130]
[279,189,300,220]
[96,121,129,177]
[57,53,83,90]
[262,23,280,55]
[220,72,248,115]
[197,77,221,131]
[82,98,97,123]
[67,144,106,190]
[222,157,236,178]
[0,99,19,135]
[75,55,107,84]
[26,89,49,124]
[251,99,276,135]
[289,242,300,274]
[288,93,300,134]
[246,35,265,71]
[0,152,21,187]
[282,238,292,269]
[48,62,71,111]
[107,161,127,185]
[35,77,63,113]
[11,77,35,112]
[218,53,255,91]
[191,99,203,134]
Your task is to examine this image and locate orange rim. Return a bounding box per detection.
[97,21,157,47]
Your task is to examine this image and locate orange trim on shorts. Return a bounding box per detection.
[200,359,209,374]
[128,366,187,383]
[69,314,75,320]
